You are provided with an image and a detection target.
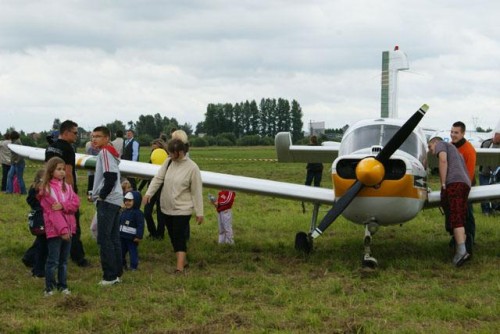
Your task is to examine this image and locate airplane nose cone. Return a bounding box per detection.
[355,157,385,186]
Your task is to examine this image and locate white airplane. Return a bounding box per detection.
[9,105,500,268]
[276,105,500,267]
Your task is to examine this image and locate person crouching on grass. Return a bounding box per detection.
[209,189,236,244]
[120,191,145,271]
[39,157,80,296]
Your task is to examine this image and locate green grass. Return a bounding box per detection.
[0,146,498,333]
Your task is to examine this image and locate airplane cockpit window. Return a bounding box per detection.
[340,124,425,161]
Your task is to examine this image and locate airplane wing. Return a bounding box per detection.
[475,148,500,167]
[275,132,339,163]
[426,183,500,208]
[427,148,500,170]
[8,144,335,205]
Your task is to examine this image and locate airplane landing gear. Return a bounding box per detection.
[362,221,379,268]
[295,202,320,254]
[295,232,313,253]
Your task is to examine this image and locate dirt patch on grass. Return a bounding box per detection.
[56,295,89,311]
[156,312,247,334]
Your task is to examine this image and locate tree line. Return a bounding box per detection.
[2,97,309,147]
[195,98,304,143]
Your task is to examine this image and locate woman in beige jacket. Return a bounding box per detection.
[143,139,204,273]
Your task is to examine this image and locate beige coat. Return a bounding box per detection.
[146,157,203,217]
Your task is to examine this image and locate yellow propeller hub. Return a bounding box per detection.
[355,157,385,186]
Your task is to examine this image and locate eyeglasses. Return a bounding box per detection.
[72,131,78,135]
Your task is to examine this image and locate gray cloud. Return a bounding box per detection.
[1,0,500,133]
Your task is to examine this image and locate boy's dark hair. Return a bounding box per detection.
[93,126,110,137]
[60,120,78,134]
[452,121,466,132]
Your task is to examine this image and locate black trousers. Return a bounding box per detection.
[22,235,48,276]
[1,163,10,191]
[161,213,191,253]
[70,210,87,265]
[144,188,166,238]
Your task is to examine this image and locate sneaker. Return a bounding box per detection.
[44,290,54,297]
[453,252,471,267]
[60,288,71,295]
[98,278,120,286]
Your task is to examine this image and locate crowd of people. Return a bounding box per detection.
[2,121,226,296]
[1,118,498,296]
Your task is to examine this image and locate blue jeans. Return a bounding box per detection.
[121,239,139,269]
[6,160,27,194]
[96,201,122,281]
[45,237,71,292]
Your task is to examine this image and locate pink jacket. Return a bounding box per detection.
[39,179,80,239]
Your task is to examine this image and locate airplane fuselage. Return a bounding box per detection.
[331,118,428,226]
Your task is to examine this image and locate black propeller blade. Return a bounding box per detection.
[310,104,429,239]
[375,104,429,163]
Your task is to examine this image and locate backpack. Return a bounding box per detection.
[28,209,45,236]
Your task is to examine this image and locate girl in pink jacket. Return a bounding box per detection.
[39,157,80,296]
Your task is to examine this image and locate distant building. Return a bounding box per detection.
[309,121,325,136]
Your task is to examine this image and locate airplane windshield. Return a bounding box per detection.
[340,124,425,161]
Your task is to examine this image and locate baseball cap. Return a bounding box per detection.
[124,192,134,200]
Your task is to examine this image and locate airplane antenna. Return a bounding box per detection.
[472,116,479,131]
[381,46,409,119]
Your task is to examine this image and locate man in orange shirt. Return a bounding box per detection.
[450,121,476,255]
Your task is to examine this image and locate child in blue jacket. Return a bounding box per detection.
[120,191,145,270]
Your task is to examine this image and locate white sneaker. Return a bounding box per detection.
[44,290,54,297]
[453,252,471,267]
[98,278,120,286]
[60,288,71,295]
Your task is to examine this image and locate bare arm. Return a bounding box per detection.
[438,151,448,189]
[65,164,74,188]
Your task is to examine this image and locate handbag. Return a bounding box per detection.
[28,209,45,236]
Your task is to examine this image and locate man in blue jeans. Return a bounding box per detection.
[90,126,124,286]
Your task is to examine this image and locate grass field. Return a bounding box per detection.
[0,146,498,333]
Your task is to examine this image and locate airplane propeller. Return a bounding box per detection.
[309,104,429,240]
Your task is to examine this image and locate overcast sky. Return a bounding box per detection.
[1,0,499,134]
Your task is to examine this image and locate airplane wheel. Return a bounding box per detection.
[362,255,378,269]
[295,232,312,254]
